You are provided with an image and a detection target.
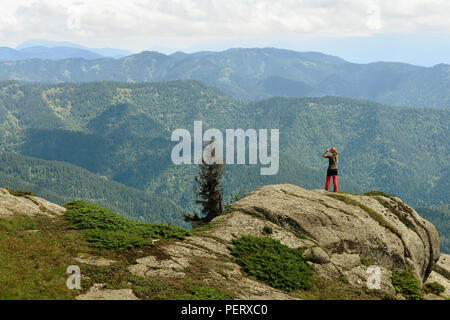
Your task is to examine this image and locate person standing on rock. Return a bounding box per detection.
[322,147,338,192]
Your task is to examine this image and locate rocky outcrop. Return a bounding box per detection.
[0,188,65,217]
[115,184,443,299]
[223,184,441,294]
[125,234,297,300]
[425,254,450,299]
[3,184,445,300]
[75,284,139,300]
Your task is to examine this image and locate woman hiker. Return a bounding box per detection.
[322,147,338,192]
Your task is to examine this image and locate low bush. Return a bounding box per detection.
[391,268,421,300]
[229,235,314,291]
[64,200,189,249]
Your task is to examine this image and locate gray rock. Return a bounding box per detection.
[303,247,330,264]
[434,253,450,280]
[75,284,139,300]
[75,254,116,267]
[227,184,441,289]
[0,188,66,217]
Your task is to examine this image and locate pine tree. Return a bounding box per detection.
[185,139,225,224]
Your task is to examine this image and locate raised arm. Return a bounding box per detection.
[322,149,330,158]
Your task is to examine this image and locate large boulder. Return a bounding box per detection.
[0,188,66,217]
[425,254,450,299]
[225,184,440,293]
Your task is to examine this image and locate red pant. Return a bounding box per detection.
[325,175,338,192]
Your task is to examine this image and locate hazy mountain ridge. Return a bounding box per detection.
[0,47,449,108]
[0,46,105,61]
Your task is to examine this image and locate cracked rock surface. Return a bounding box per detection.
[76,184,446,300]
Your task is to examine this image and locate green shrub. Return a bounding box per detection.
[339,276,349,284]
[360,257,375,267]
[229,235,314,291]
[64,200,189,249]
[391,269,421,300]
[262,225,273,235]
[424,282,445,296]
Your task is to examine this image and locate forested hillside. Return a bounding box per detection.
[0,153,185,227]
[416,206,450,254]
[0,80,448,217]
[0,48,449,108]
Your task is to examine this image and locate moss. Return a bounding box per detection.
[262,225,273,235]
[424,282,445,296]
[360,257,375,267]
[229,235,314,292]
[363,191,395,198]
[6,188,36,197]
[191,221,219,235]
[391,268,421,300]
[339,276,349,284]
[294,232,309,240]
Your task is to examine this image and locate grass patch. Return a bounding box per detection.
[229,235,314,292]
[128,276,169,299]
[190,221,219,235]
[172,285,233,300]
[424,282,445,296]
[364,191,395,198]
[128,270,234,300]
[81,262,132,290]
[391,268,421,300]
[64,200,190,249]
[294,275,385,300]
[0,215,88,299]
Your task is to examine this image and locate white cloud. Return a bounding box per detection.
[0,0,449,51]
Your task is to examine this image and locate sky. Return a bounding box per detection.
[0,0,450,66]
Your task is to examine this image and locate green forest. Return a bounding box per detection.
[0,153,185,227]
[0,80,448,251]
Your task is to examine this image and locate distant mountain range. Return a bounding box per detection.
[0,47,448,108]
[0,40,134,61]
[16,40,134,58]
[0,46,105,61]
